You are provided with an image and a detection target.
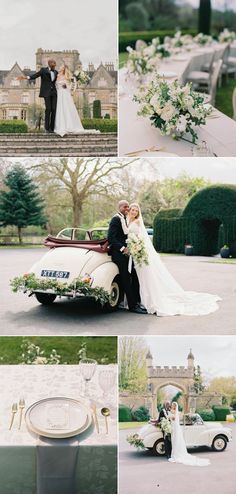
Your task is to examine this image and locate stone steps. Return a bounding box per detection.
[0,133,117,157]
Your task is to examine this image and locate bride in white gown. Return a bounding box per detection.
[127,203,221,316]
[169,402,210,466]
[54,65,99,137]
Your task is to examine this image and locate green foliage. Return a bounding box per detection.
[0,165,46,243]
[154,185,236,257]
[194,365,205,394]
[119,337,148,393]
[81,118,117,133]
[132,406,150,422]
[10,273,110,306]
[198,0,211,35]
[125,3,149,31]
[197,409,216,421]
[93,100,102,119]
[0,120,28,133]
[0,336,117,365]
[212,406,231,421]
[119,404,133,422]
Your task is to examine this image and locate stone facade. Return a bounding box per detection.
[120,349,222,418]
[0,49,117,125]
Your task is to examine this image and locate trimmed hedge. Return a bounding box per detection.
[0,120,28,133]
[154,185,236,257]
[132,406,150,422]
[81,118,117,133]
[197,409,216,421]
[119,30,197,52]
[212,406,231,421]
[119,404,133,422]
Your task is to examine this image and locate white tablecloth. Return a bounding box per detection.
[119,43,236,157]
[0,365,117,494]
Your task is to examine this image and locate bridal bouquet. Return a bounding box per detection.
[126,46,159,76]
[194,33,213,46]
[218,29,236,43]
[160,418,172,435]
[126,233,149,268]
[134,77,212,143]
[73,69,90,85]
[127,433,145,450]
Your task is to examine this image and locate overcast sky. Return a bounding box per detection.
[130,157,236,184]
[177,0,236,10]
[0,0,117,70]
[144,336,236,381]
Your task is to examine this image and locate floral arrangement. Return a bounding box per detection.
[127,433,145,449]
[10,273,110,306]
[126,46,159,76]
[126,233,149,267]
[218,29,236,43]
[171,31,193,48]
[160,417,172,435]
[194,33,213,46]
[151,37,171,58]
[73,69,90,85]
[134,77,212,143]
[20,339,61,365]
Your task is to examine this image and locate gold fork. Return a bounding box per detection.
[91,402,100,434]
[9,403,18,430]
[18,398,25,430]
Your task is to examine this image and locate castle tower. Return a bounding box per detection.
[187,349,195,370]
[146,349,153,368]
[35,49,82,72]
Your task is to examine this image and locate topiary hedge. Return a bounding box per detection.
[153,185,236,257]
[119,30,198,52]
[81,118,117,133]
[0,120,28,133]
[196,409,216,421]
[119,404,133,422]
[212,406,231,421]
[132,406,150,422]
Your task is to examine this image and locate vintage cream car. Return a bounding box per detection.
[132,413,232,455]
[25,227,123,310]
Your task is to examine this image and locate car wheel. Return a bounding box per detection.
[35,293,57,305]
[103,276,123,312]
[212,435,227,452]
[153,439,166,456]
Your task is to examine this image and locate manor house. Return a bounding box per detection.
[0,49,117,125]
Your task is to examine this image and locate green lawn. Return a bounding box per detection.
[119,52,128,68]
[207,258,236,264]
[119,421,146,430]
[0,244,44,249]
[0,336,117,365]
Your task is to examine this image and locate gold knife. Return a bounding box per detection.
[18,398,25,430]
[91,403,100,434]
[9,403,18,430]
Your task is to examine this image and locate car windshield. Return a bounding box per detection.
[89,229,108,240]
[57,228,87,240]
[181,414,204,426]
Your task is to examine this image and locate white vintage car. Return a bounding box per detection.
[131,414,232,455]
[24,227,123,310]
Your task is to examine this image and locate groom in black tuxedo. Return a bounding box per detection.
[19,59,60,132]
[108,200,147,314]
[158,402,172,459]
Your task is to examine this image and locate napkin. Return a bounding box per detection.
[37,436,79,494]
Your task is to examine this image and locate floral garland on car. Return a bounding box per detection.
[127,433,145,449]
[134,76,212,143]
[10,273,110,306]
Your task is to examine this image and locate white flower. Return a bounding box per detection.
[176,115,188,132]
[126,46,133,53]
[160,102,176,121]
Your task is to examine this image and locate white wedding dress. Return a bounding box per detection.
[169,404,210,466]
[54,77,99,137]
[128,211,221,316]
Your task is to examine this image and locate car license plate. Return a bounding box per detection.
[41,270,70,279]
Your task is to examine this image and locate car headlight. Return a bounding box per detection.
[82,274,93,286]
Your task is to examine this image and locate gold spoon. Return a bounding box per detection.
[101,407,110,434]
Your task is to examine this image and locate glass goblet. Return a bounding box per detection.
[79,358,97,397]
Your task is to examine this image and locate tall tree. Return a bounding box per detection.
[198,0,211,34]
[0,165,46,243]
[193,365,205,394]
[119,336,148,393]
[29,158,136,227]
